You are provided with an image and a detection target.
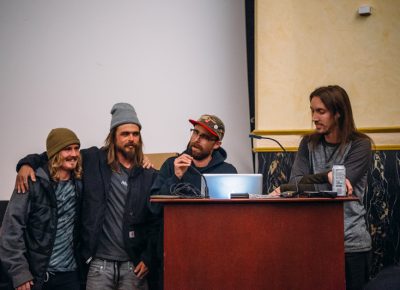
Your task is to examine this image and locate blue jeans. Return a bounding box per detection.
[86,258,148,290]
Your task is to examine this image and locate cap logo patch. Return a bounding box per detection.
[189,114,225,141]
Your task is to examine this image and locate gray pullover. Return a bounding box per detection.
[289,135,372,253]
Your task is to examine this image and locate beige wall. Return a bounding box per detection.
[255,0,400,149]
[0,0,251,199]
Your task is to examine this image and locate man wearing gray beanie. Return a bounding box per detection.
[15,103,160,290]
[110,103,141,130]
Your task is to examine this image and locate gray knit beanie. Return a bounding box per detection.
[110,103,141,130]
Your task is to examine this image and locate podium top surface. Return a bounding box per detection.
[150,196,358,204]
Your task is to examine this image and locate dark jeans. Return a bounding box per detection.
[345,251,370,290]
[41,271,80,290]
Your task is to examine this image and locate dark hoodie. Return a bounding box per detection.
[150,147,237,196]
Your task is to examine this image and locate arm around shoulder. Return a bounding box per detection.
[16,152,47,172]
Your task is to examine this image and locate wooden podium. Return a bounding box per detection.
[153,197,353,290]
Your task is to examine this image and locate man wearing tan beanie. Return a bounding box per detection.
[0,128,82,290]
[14,103,160,290]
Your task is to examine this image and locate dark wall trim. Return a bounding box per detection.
[245,0,255,132]
[245,0,255,171]
[0,200,8,225]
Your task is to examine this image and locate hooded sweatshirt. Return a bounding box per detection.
[150,147,237,196]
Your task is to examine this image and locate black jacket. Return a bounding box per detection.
[80,147,160,268]
[16,147,160,270]
[0,167,82,289]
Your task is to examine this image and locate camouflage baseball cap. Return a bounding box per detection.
[189,114,225,141]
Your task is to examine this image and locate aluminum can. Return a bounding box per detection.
[332,165,346,196]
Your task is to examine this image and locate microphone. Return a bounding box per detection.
[189,165,209,198]
[249,134,287,153]
[184,148,210,198]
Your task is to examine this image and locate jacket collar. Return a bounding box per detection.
[182,147,228,172]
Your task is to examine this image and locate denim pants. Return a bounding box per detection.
[86,258,148,290]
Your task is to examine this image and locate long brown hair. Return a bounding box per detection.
[104,127,144,172]
[48,151,82,181]
[308,85,371,151]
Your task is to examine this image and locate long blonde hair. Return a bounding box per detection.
[48,151,82,181]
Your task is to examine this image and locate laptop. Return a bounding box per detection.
[201,174,263,199]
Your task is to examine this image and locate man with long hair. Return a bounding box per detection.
[0,128,82,290]
[271,85,372,290]
[14,103,159,290]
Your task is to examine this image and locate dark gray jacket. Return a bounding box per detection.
[0,167,81,289]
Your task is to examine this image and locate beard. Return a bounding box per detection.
[314,116,338,135]
[315,123,335,136]
[117,142,138,161]
[188,142,212,161]
[59,156,79,171]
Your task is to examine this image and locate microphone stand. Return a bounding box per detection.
[189,165,209,198]
[249,133,290,193]
[248,134,287,153]
[186,149,209,198]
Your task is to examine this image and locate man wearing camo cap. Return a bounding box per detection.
[151,114,237,196]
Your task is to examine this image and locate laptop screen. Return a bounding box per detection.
[201,174,263,198]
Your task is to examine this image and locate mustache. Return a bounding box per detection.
[124,142,138,148]
[190,143,202,150]
[64,157,78,162]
